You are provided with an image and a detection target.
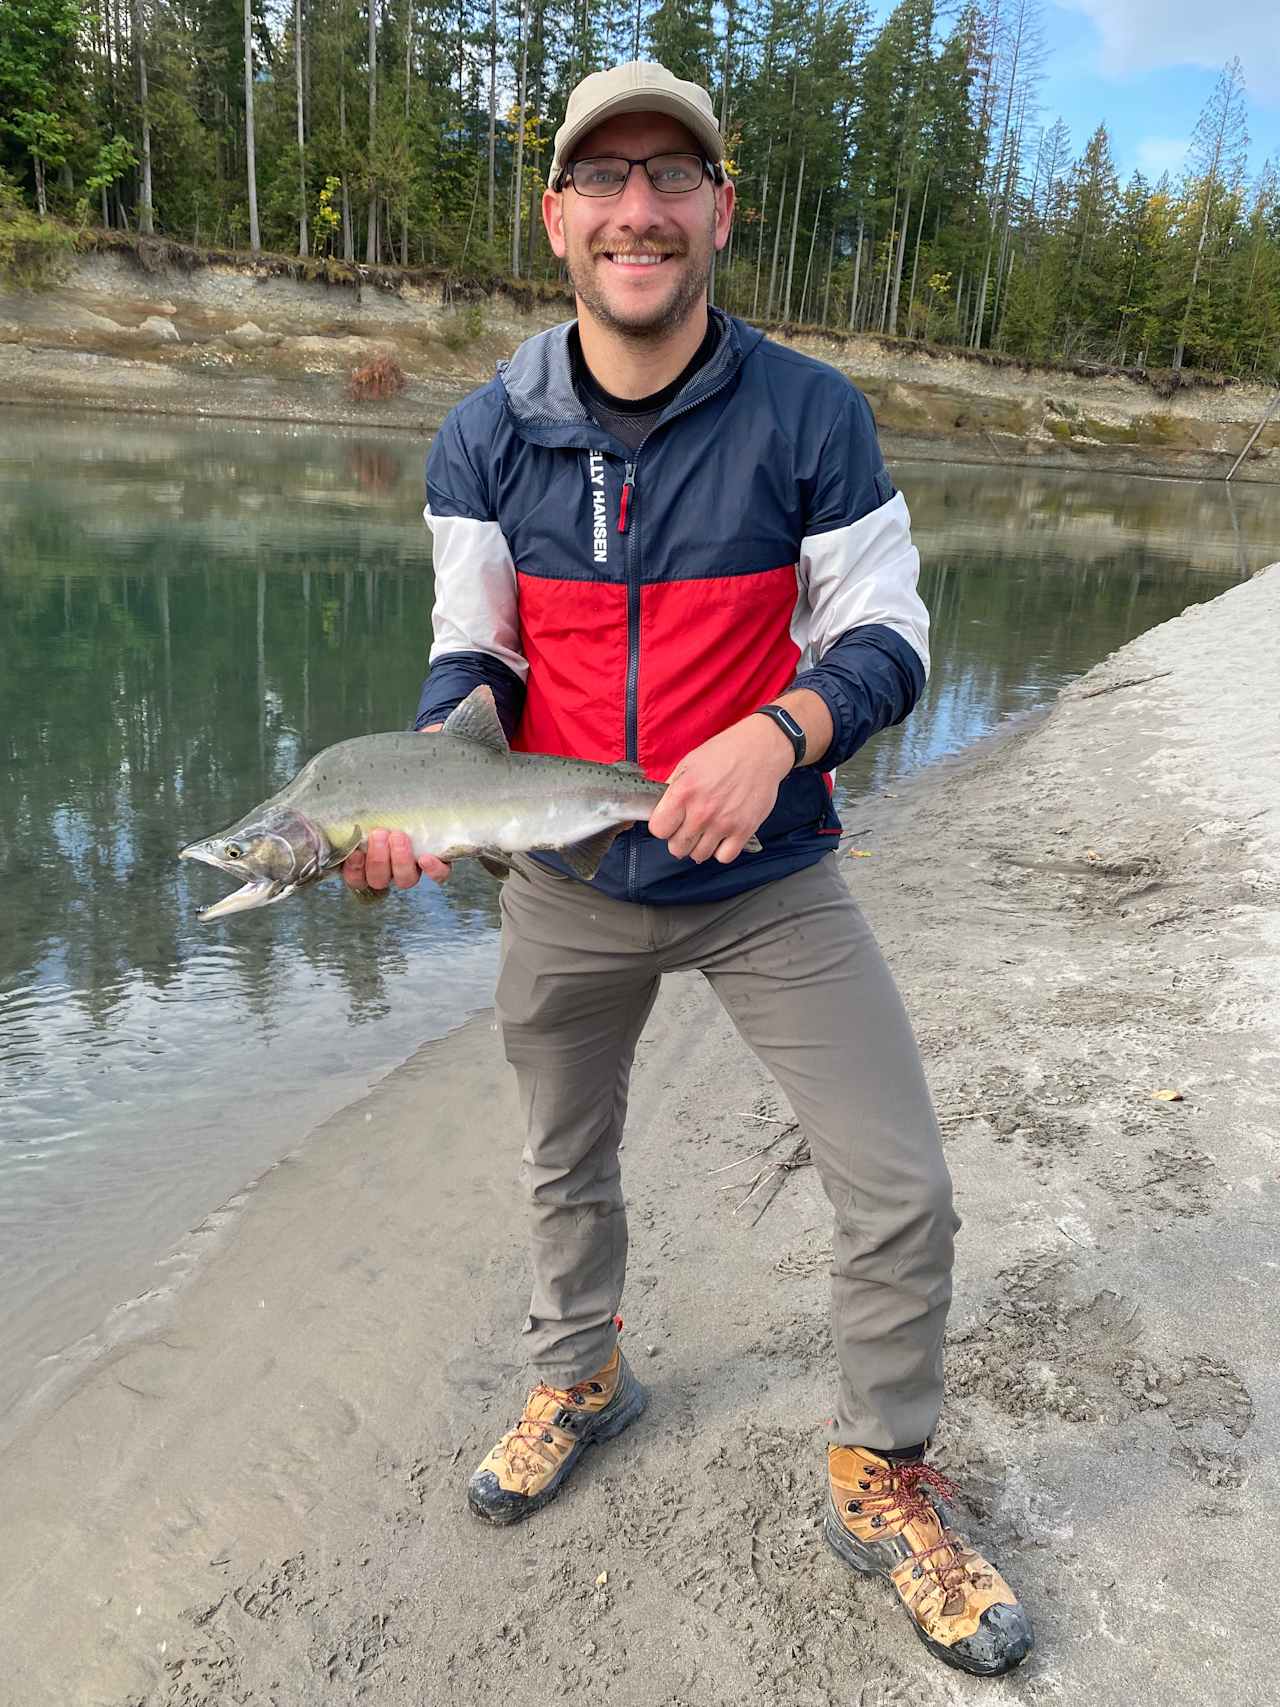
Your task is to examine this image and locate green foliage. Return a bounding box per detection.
[0,0,1273,377]
[0,166,73,284]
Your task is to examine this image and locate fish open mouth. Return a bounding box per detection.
[179,844,291,921]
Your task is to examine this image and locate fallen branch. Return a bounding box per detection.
[1077,670,1172,700]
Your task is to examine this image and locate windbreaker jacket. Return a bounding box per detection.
[416,310,930,905]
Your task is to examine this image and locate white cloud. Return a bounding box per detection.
[1058,0,1280,102]
[1135,135,1191,176]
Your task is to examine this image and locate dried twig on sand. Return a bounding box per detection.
[730,1129,811,1227]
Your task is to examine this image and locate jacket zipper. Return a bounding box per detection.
[616,366,737,900]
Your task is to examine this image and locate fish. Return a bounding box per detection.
[180,685,759,921]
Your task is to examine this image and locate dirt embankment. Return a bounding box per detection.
[2,239,1278,480]
[2,564,1278,1706]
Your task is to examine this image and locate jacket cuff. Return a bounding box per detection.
[414,651,526,740]
[792,624,926,767]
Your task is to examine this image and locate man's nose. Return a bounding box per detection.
[610,165,666,228]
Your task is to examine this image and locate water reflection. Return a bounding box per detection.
[0,410,1275,1425]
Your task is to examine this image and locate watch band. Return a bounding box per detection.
[754,703,806,767]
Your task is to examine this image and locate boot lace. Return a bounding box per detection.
[863,1461,970,1594]
[504,1376,599,1470]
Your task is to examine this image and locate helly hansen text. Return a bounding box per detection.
[589,453,608,563]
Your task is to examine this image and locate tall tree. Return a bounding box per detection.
[296,0,308,255]
[244,0,261,249]
[1172,57,1250,371]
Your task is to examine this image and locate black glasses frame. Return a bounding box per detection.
[556,153,721,197]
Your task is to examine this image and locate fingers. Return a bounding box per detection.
[418,852,452,883]
[343,832,451,890]
[385,830,421,888]
[341,846,369,891]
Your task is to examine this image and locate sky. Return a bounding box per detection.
[1036,0,1278,182]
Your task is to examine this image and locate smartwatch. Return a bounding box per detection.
[754,703,806,767]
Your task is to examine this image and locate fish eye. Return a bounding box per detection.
[225,843,243,860]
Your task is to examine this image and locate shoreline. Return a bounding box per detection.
[4,565,1278,1704]
[4,246,1279,482]
[4,380,1276,488]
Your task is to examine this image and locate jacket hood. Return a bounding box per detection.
[497,308,764,436]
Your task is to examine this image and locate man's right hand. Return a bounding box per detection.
[341,828,452,892]
[340,723,451,892]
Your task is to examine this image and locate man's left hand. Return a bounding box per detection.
[648,716,796,864]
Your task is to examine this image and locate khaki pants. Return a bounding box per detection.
[495,853,957,1450]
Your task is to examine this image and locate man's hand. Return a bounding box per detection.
[341,724,452,893]
[648,716,796,864]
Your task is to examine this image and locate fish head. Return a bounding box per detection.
[180,809,329,921]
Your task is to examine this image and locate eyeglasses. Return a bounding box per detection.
[558,154,715,197]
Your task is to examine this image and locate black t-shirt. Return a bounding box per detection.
[571,318,720,453]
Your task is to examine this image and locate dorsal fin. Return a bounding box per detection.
[441,686,509,755]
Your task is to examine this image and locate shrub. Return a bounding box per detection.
[347,352,407,401]
[0,169,74,288]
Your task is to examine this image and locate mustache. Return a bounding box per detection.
[589,238,686,258]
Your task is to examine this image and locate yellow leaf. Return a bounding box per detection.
[595,1570,608,1588]
[847,849,874,858]
[1151,1088,1185,1102]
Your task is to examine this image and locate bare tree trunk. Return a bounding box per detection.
[766,167,789,318]
[781,151,806,320]
[879,180,900,331]
[751,145,772,318]
[401,0,410,266]
[821,221,836,326]
[244,0,260,251]
[339,79,353,260]
[888,172,912,333]
[848,216,863,330]
[365,0,378,265]
[296,0,308,255]
[486,0,497,245]
[134,0,154,233]
[906,170,930,336]
[511,0,529,277]
[1174,189,1216,371]
[798,184,822,321]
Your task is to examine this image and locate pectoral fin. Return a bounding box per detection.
[558,825,624,881]
[478,853,512,880]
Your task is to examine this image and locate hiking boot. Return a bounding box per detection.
[467,1346,648,1525]
[825,1446,1033,1676]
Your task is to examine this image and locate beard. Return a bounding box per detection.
[565,219,716,342]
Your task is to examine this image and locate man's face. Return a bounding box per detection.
[543,113,734,341]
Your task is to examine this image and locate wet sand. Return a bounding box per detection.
[3,566,1278,1706]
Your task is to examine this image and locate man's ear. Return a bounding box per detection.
[543,188,566,259]
[714,177,735,254]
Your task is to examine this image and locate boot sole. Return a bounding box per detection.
[467,1365,649,1527]
[823,1507,1032,1677]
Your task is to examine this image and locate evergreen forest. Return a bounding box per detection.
[2,0,1278,378]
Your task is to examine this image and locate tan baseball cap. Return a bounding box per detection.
[551,61,724,186]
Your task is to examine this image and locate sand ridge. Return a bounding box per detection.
[1,567,1277,1704]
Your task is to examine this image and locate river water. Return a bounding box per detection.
[1,408,1276,1426]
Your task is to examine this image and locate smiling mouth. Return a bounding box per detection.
[599,251,678,269]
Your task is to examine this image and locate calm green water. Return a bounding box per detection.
[1,408,1275,1426]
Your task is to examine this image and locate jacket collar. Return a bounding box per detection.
[497,308,763,450]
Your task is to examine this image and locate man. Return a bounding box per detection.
[344,61,1033,1678]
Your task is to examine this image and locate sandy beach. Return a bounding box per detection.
[3,564,1278,1706]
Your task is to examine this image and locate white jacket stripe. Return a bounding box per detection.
[794,491,930,677]
[423,503,528,680]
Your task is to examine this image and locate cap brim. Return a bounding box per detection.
[553,93,723,181]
